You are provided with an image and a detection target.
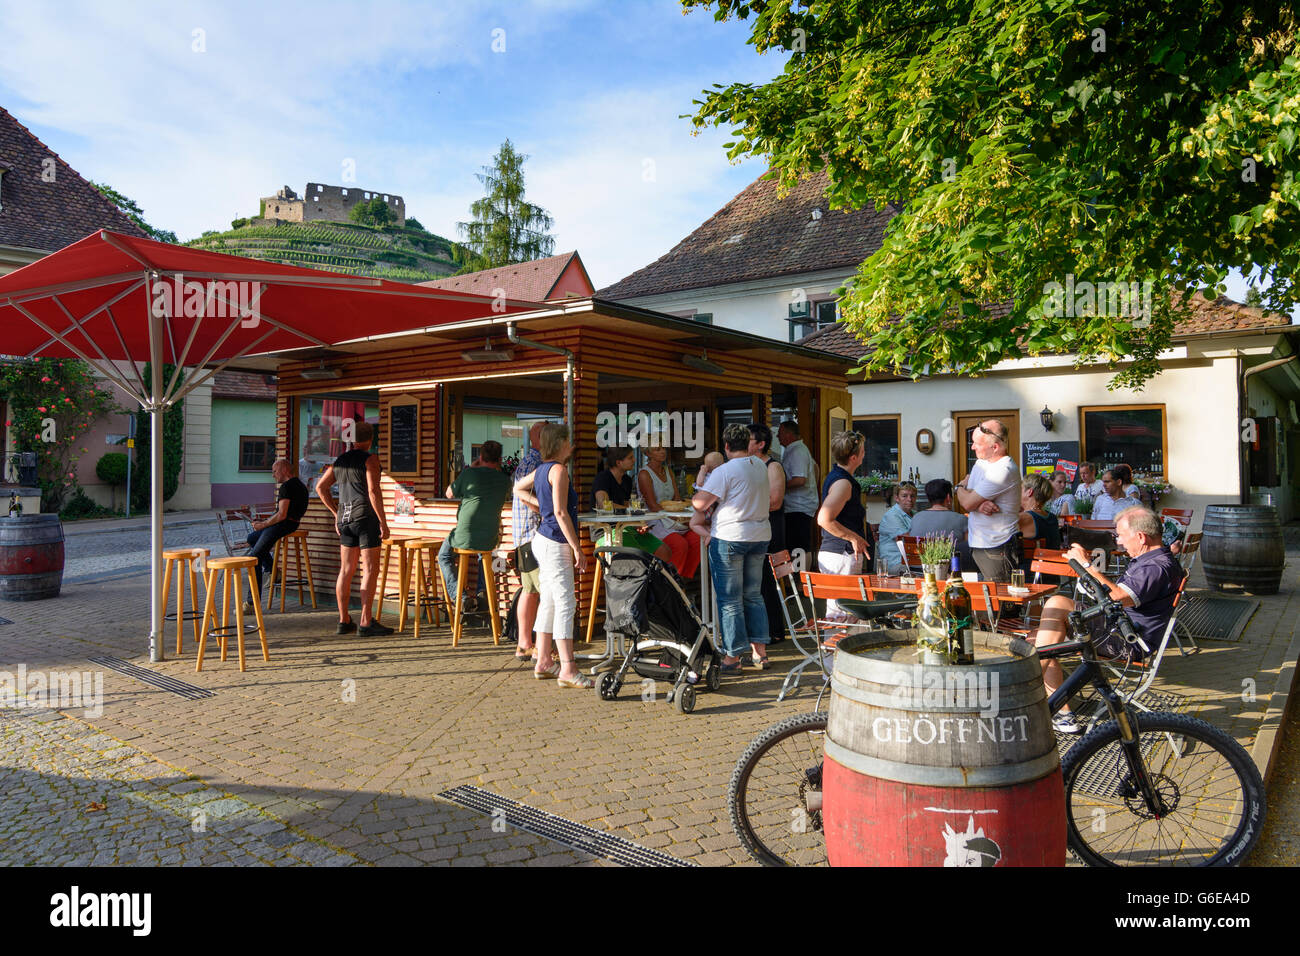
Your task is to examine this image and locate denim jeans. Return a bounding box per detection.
[246,522,296,592]
[708,537,770,658]
[438,537,485,605]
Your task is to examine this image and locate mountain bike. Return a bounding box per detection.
[728,559,1265,867]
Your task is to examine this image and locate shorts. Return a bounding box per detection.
[518,565,542,594]
[338,514,382,550]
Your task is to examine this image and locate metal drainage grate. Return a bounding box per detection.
[439,785,695,867]
[1176,595,1258,642]
[89,656,215,701]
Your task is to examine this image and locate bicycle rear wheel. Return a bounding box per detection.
[1061,712,1265,866]
[728,712,828,866]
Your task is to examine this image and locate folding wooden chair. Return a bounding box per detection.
[785,571,912,703]
[1103,575,1194,707]
[767,553,819,701]
[216,507,254,558]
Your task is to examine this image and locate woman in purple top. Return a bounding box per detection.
[513,423,591,689]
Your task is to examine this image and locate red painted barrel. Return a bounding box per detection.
[0,514,66,601]
[823,629,1065,866]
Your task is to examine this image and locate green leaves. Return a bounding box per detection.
[686,0,1300,386]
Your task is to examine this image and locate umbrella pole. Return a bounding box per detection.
[149,402,164,662]
[149,340,165,663]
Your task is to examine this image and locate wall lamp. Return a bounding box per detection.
[1040,405,1055,431]
[300,361,342,380]
[682,351,726,376]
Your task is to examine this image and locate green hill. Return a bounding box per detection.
[184,219,459,282]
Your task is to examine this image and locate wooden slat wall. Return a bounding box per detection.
[273,320,847,627]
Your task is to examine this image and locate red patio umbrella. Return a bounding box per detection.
[0,230,542,661]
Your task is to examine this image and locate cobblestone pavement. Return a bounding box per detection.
[0,706,600,867]
[63,517,225,581]
[2,539,1296,866]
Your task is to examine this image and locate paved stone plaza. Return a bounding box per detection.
[2,518,1297,866]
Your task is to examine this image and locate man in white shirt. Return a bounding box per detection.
[1073,461,1104,501]
[1091,470,1142,522]
[777,420,819,561]
[954,419,1021,582]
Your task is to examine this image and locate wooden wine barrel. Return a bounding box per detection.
[1201,504,1285,595]
[0,514,66,601]
[823,629,1065,867]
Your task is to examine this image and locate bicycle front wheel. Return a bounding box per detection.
[728,712,828,867]
[1062,712,1265,866]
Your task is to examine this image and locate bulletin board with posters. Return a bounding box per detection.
[1022,440,1080,477]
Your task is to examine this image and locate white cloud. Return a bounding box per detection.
[0,0,766,285]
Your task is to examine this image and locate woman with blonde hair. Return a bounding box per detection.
[513,423,591,689]
[637,439,701,578]
[1018,473,1062,549]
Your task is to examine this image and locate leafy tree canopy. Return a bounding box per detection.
[456,139,554,274]
[685,1,1299,387]
[349,196,394,227]
[92,182,179,244]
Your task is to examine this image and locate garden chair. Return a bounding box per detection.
[216,507,254,558]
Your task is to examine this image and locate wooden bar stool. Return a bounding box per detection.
[267,529,317,611]
[585,553,605,643]
[401,539,444,640]
[196,556,269,672]
[450,548,502,647]
[373,533,421,628]
[162,547,208,654]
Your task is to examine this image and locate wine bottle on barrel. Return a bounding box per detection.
[915,570,949,662]
[944,555,974,664]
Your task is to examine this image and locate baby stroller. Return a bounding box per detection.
[594,546,721,714]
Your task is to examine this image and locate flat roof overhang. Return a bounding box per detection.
[230,296,855,379]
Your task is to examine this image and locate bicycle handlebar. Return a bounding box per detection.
[1067,557,1148,653]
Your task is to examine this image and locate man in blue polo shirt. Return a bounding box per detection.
[1032,507,1184,734]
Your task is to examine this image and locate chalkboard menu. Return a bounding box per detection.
[388,398,421,476]
[1021,440,1079,474]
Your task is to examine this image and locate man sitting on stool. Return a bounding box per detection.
[245,458,308,608]
[439,440,513,614]
[1032,508,1184,735]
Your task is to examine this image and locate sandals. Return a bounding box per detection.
[515,646,537,661]
[752,653,771,670]
[556,659,594,689]
[533,661,560,680]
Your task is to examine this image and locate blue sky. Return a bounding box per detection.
[0,0,1274,306]
[0,0,781,288]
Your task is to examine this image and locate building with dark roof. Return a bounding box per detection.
[420,251,593,302]
[0,106,146,274]
[602,165,1300,522]
[598,169,892,342]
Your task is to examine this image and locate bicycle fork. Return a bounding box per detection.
[1100,690,1173,817]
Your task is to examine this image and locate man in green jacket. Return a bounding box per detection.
[438,440,513,611]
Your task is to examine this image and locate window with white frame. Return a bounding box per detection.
[788,298,838,341]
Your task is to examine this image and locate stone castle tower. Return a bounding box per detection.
[260,183,405,227]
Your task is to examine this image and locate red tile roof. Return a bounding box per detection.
[597,169,895,300]
[419,251,591,301]
[0,107,147,253]
[212,370,277,401]
[797,293,1297,361]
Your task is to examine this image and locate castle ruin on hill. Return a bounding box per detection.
[260,183,405,227]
